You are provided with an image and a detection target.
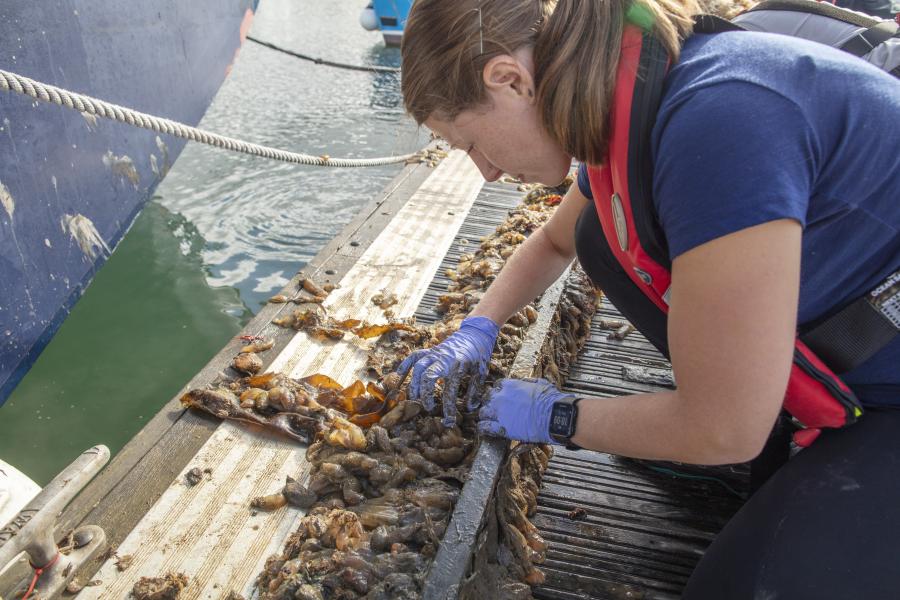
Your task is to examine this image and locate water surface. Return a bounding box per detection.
[0,0,425,484]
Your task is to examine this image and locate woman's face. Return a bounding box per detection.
[424,49,572,186]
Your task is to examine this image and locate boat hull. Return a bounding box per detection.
[371,0,412,46]
[0,0,257,404]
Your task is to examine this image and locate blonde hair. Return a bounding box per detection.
[401,0,699,165]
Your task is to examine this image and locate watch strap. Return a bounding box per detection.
[565,396,583,451]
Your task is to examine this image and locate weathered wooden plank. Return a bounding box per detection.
[530,510,713,561]
[530,303,747,600]
[75,150,485,598]
[538,534,696,578]
[536,565,675,600]
[0,156,441,595]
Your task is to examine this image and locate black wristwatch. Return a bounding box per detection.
[549,395,582,449]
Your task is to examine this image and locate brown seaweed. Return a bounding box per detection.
[240,338,275,354]
[272,307,418,342]
[180,389,325,444]
[232,352,263,375]
[251,176,597,599]
[121,175,589,599]
[131,572,189,600]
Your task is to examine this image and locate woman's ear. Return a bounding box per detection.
[483,55,535,101]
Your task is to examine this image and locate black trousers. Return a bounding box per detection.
[575,204,900,599]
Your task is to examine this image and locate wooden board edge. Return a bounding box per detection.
[0,153,442,595]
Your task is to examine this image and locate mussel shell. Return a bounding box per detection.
[294,584,324,600]
[268,387,297,412]
[283,476,317,509]
[239,388,267,410]
[250,493,287,511]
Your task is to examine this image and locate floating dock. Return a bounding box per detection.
[0,150,746,598]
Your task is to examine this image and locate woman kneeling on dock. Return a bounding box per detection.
[396,0,900,597]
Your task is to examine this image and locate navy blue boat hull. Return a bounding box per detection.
[0,0,257,404]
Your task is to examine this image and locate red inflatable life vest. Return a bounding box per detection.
[585,26,864,447]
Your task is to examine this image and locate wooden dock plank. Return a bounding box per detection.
[0,150,435,595]
[75,150,484,598]
[57,158,435,545]
[531,305,747,600]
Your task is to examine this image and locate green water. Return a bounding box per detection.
[0,0,423,485]
[0,203,250,484]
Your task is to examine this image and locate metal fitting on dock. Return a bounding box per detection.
[0,446,109,599]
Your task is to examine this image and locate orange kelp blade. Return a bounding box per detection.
[332,318,362,329]
[245,372,281,389]
[340,380,367,413]
[301,373,343,390]
[347,381,400,427]
[353,322,418,339]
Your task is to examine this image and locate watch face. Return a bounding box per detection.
[550,403,576,437]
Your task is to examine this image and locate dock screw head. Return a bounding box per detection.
[72,527,95,548]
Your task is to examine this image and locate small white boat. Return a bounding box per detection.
[0,459,40,578]
[0,459,39,529]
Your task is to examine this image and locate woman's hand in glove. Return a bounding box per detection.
[396,316,499,426]
[478,378,575,445]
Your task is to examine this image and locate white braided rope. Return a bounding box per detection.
[0,68,422,168]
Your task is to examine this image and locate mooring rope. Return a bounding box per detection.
[247,36,401,74]
[0,67,422,168]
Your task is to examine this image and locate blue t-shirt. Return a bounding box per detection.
[578,31,900,405]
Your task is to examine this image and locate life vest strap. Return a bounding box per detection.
[627,33,671,272]
[586,24,871,447]
[800,269,900,373]
[839,20,900,57]
[744,0,881,28]
[693,14,746,34]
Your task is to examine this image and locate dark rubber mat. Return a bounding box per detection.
[535,304,748,600]
[410,180,748,599]
[415,181,524,326]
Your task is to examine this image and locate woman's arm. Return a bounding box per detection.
[471,182,589,324]
[571,219,801,464]
[396,178,589,411]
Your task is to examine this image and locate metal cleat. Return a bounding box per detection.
[0,446,109,599]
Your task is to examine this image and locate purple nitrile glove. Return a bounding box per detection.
[397,316,499,426]
[478,378,574,445]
